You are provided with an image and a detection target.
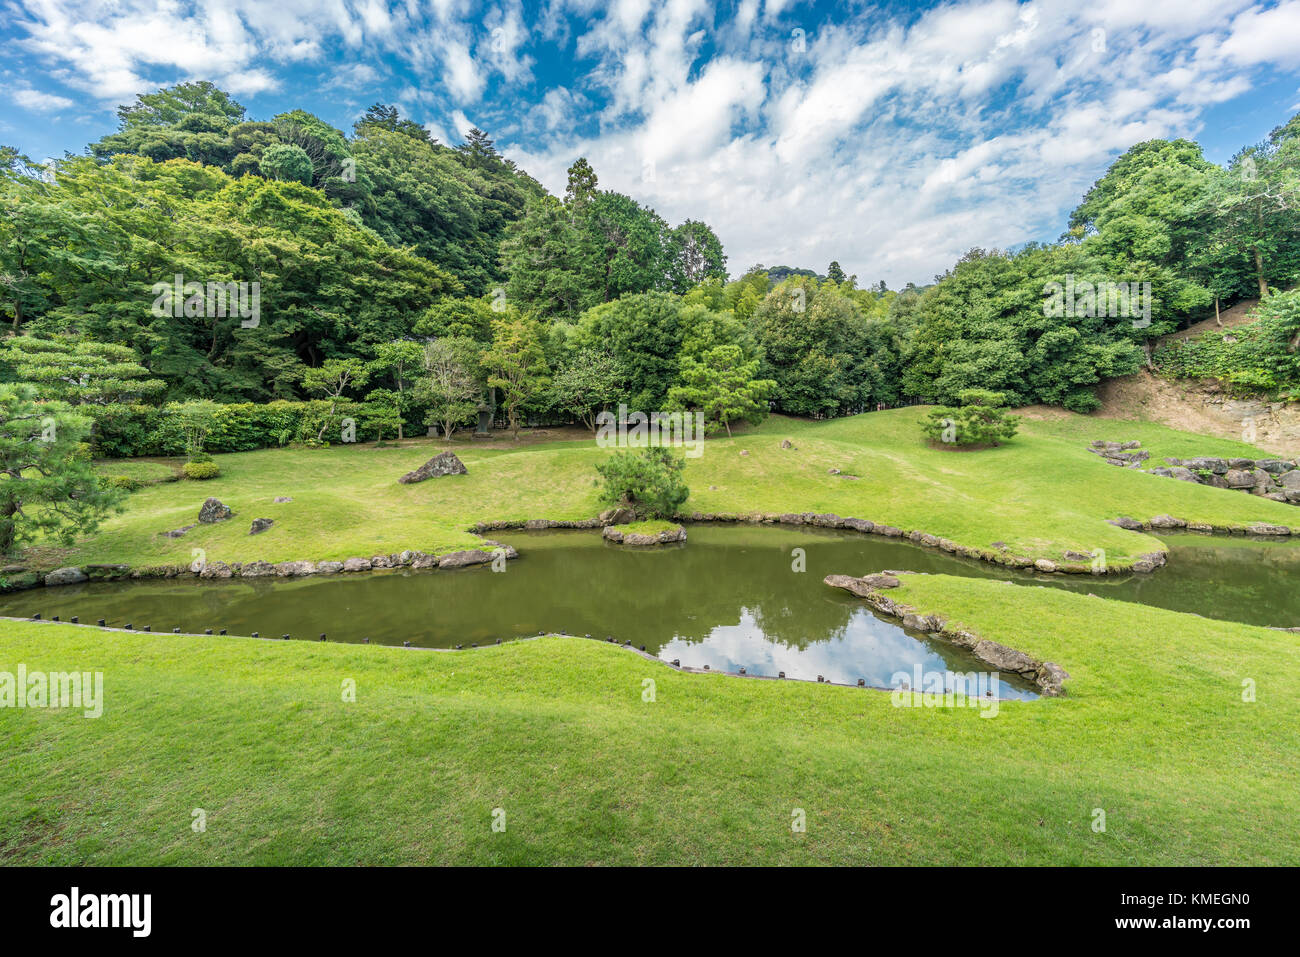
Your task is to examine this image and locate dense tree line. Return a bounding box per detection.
[1,81,1297,464]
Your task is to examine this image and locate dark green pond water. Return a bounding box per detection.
[4,526,1299,695]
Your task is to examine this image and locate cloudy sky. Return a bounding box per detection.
[3,0,1299,285]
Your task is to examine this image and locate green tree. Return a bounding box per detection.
[920,388,1020,448]
[170,399,220,459]
[0,336,164,404]
[564,157,598,208]
[481,318,549,440]
[368,340,424,439]
[301,359,369,443]
[593,447,689,520]
[665,220,727,293]
[0,384,122,556]
[572,292,684,411]
[550,348,625,431]
[358,388,403,442]
[418,337,482,442]
[668,344,774,437]
[259,143,314,185]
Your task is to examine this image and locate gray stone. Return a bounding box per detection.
[397,451,468,484]
[1149,514,1186,529]
[1167,467,1199,482]
[437,549,494,567]
[599,507,636,525]
[972,639,1037,675]
[315,561,345,574]
[1247,524,1291,536]
[1033,558,1058,573]
[1223,469,1256,489]
[197,498,232,523]
[240,561,277,578]
[198,561,234,580]
[780,439,795,449]
[163,524,195,538]
[1109,516,1144,530]
[1278,470,1300,490]
[273,496,293,503]
[1185,457,1229,474]
[842,518,874,533]
[1037,662,1070,697]
[249,517,274,535]
[343,557,372,572]
[44,566,88,587]
[1256,460,1292,474]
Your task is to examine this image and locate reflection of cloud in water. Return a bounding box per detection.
[659,607,1035,697]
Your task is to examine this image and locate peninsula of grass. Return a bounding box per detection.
[616,519,682,537]
[2,572,1296,865]
[26,408,1294,574]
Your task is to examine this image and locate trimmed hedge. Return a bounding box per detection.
[88,401,312,457]
[182,461,221,480]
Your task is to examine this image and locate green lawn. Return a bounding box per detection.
[27,408,1297,573]
[1,572,1296,865]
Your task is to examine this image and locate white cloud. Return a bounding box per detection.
[6,0,1300,284]
[11,88,76,111]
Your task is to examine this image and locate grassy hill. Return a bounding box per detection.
[28,408,1298,574]
[2,572,1297,865]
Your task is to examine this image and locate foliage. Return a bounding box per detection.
[593,447,689,520]
[549,348,625,431]
[1155,290,1300,398]
[418,337,483,441]
[0,335,164,404]
[920,389,1021,448]
[0,383,123,555]
[182,460,221,480]
[481,317,549,440]
[667,345,774,436]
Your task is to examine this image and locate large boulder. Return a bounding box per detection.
[598,506,636,525]
[249,518,274,535]
[1223,468,1256,489]
[398,452,467,484]
[1185,457,1229,475]
[198,498,232,523]
[44,566,88,587]
[1278,470,1300,490]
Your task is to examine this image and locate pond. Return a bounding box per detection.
[5,525,1299,694]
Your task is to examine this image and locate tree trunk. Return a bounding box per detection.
[1252,246,1268,299]
[1214,297,1221,327]
[0,498,17,558]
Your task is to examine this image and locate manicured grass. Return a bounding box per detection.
[618,519,682,536]
[1,573,1296,865]
[30,409,1298,571]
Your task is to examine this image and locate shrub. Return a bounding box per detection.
[594,447,690,519]
[182,461,220,480]
[920,388,1020,448]
[103,475,142,491]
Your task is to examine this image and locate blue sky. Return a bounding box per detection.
[2,0,1299,285]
